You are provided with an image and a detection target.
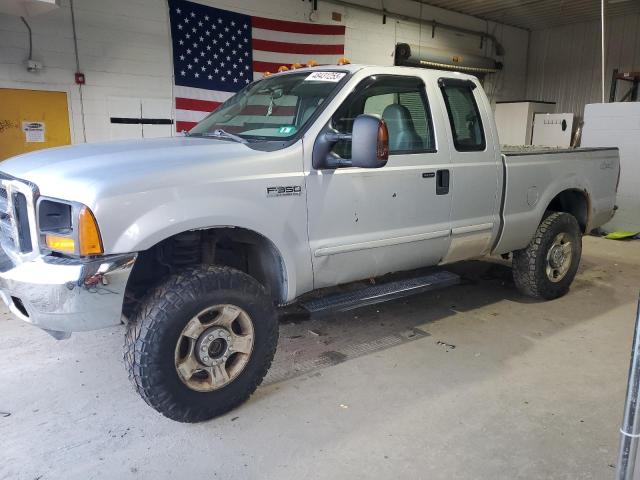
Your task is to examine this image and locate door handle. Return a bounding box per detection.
[436,169,450,195]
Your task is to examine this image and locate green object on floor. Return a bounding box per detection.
[605,231,640,240]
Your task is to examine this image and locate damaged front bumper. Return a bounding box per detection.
[0,250,136,339]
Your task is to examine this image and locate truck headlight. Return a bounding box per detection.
[38,199,104,256]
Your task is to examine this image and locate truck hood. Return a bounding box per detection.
[0,137,263,205]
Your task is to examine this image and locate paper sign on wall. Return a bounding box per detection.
[22,121,46,143]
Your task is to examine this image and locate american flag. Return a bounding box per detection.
[168,0,346,132]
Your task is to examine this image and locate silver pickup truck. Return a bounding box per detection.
[0,65,619,422]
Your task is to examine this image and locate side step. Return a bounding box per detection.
[301,271,460,315]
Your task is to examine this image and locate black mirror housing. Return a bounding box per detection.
[312,114,389,170]
[351,114,389,169]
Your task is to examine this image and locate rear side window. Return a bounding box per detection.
[439,80,485,152]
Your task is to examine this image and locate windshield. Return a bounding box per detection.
[189,71,347,140]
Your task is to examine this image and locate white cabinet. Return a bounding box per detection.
[494,101,556,145]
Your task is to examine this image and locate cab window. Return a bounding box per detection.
[331,76,435,158]
[439,80,486,152]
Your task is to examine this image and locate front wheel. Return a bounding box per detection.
[512,212,582,300]
[124,266,278,422]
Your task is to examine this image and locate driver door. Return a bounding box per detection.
[305,74,453,288]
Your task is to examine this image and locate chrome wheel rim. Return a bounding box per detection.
[545,232,573,283]
[174,304,254,392]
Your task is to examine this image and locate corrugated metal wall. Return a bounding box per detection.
[526,14,640,121]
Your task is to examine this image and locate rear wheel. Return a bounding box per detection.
[512,212,582,300]
[124,266,278,422]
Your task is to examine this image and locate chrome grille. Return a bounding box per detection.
[0,186,16,252]
[0,174,38,261]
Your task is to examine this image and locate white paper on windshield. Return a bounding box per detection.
[305,71,346,82]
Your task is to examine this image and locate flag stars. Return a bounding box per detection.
[214,68,219,73]
[204,15,209,21]
[187,64,193,69]
[201,66,206,71]
[186,48,192,54]
[198,21,203,27]
[206,45,211,51]
[199,36,204,41]
[225,27,229,32]
[231,35,236,41]
[179,40,184,45]
[194,72,199,78]
[233,78,238,83]
[218,18,222,23]
[221,76,226,81]
[190,12,195,17]
[180,70,185,76]
[185,33,191,39]
[205,30,210,36]
[243,23,248,29]
[200,51,205,57]
[231,21,235,26]
[184,18,189,24]
[194,58,199,63]
[179,54,185,60]
[208,74,213,80]
[207,59,212,65]
[176,8,181,14]
[177,24,183,30]
[192,27,196,33]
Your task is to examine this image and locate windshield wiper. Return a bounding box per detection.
[194,129,248,144]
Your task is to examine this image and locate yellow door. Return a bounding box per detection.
[0,89,72,161]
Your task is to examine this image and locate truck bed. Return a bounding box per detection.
[493,146,619,255]
[501,145,617,156]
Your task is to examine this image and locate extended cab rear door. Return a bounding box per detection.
[435,76,502,263]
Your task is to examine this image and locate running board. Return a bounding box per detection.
[301,271,460,315]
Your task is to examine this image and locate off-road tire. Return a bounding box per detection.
[124,266,278,422]
[512,212,582,300]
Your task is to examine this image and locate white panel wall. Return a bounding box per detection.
[526,14,640,122]
[0,0,528,144]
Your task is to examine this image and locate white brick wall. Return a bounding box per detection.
[0,0,528,144]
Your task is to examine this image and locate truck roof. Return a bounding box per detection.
[270,64,480,82]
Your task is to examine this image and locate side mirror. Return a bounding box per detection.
[312,114,389,169]
[351,114,389,168]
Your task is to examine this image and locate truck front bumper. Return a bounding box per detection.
[0,251,136,339]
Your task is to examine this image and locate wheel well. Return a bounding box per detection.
[546,190,590,232]
[123,228,287,316]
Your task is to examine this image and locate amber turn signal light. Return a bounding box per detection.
[46,234,75,254]
[377,120,389,161]
[78,207,103,256]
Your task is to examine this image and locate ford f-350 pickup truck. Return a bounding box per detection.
[0,65,619,422]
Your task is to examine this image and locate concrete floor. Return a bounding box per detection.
[1,236,638,480]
